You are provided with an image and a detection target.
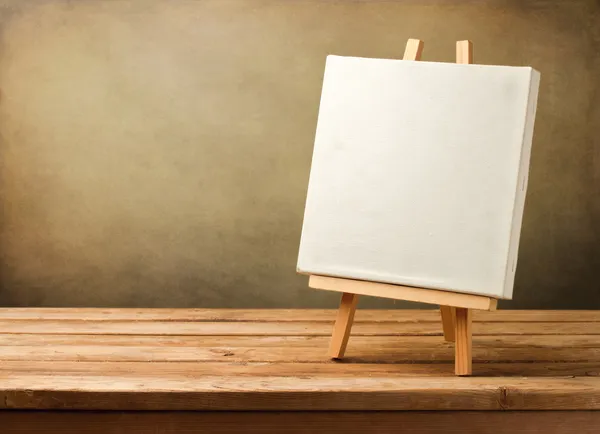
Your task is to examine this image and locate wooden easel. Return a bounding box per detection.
[309,39,498,376]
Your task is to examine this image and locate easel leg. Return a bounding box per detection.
[440,305,456,342]
[329,292,359,359]
[454,307,473,376]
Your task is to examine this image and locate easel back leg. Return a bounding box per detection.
[440,305,456,342]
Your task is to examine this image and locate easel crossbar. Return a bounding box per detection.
[309,275,498,311]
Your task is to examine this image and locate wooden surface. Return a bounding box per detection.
[3,411,600,434]
[0,309,599,412]
[308,275,498,310]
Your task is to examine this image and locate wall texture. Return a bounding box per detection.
[0,0,598,308]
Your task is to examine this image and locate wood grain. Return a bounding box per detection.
[1,360,598,377]
[0,319,598,335]
[3,411,600,434]
[0,309,598,411]
[0,334,599,363]
[0,308,598,322]
[2,375,600,410]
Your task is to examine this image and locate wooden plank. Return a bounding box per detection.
[0,319,599,335]
[3,411,600,434]
[0,309,597,412]
[0,308,598,323]
[0,335,599,363]
[329,293,359,358]
[309,275,497,311]
[1,375,600,410]
[3,333,600,350]
[1,360,598,378]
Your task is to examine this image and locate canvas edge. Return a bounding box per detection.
[502,67,541,299]
[295,56,335,273]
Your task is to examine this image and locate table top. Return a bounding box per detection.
[0,308,598,411]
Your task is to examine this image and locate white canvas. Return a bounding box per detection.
[297,56,540,299]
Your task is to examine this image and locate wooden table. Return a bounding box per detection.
[1,309,599,433]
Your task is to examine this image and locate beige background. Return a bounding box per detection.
[0,0,598,308]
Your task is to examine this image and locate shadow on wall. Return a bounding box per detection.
[0,0,598,308]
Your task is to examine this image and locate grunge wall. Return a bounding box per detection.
[0,0,598,308]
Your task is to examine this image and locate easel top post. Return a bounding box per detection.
[456,40,473,64]
[403,38,424,61]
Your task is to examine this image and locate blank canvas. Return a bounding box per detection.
[297,56,540,299]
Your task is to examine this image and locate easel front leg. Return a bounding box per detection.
[454,307,473,376]
[440,305,456,342]
[329,292,359,359]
